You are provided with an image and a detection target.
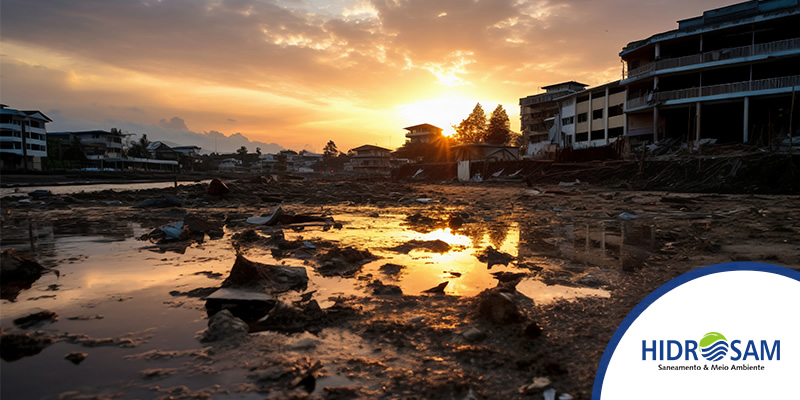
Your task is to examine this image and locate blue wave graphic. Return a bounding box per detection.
[701,340,729,361]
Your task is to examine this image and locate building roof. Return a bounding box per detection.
[351,144,393,153]
[0,107,53,122]
[172,145,202,150]
[541,81,589,90]
[620,0,800,56]
[403,123,443,132]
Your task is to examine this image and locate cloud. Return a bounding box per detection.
[0,0,738,151]
[159,116,188,130]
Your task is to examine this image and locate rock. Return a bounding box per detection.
[65,352,88,365]
[378,263,405,276]
[367,280,403,296]
[491,272,528,288]
[577,273,608,288]
[13,310,59,329]
[1,249,46,301]
[249,365,290,382]
[476,288,523,325]
[316,246,375,277]
[478,247,515,268]
[28,189,53,199]
[134,195,183,208]
[287,337,322,350]
[389,239,451,254]
[523,321,542,338]
[183,213,224,239]
[0,330,55,362]
[257,300,326,333]
[169,287,219,298]
[462,327,486,343]
[222,255,308,293]
[207,178,231,196]
[423,282,448,294]
[199,310,249,342]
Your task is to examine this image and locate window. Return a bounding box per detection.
[608,127,624,138]
[577,113,588,123]
[608,105,624,117]
[591,130,605,140]
[0,129,14,137]
[593,109,604,119]
[561,116,574,125]
[575,132,589,142]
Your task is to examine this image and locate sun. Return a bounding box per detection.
[395,95,479,137]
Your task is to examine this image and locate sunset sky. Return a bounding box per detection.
[1,0,735,154]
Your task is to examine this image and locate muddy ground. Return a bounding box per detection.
[2,177,799,399]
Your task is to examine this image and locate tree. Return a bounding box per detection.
[323,140,338,159]
[394,135,454,163]
[126,134,150,158]
[256,147,262,156]
[485,105,512,145]
[237,146,248,156]
[454,103,487,144]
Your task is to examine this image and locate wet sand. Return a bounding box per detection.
[2,178,798,399]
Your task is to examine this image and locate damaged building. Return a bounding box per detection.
[622,0,800,145]
[521,0,800,151]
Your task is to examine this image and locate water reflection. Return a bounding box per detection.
[520,220,655,270]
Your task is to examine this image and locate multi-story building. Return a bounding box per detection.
[519,81,588,146]
[350,144,393,175]
[49,130,124,159]
[621,0,800,144]
[0,105,51,171]
[553,81,626,148]
[404,124,443,144]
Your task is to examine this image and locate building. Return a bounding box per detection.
[350,144,393,174]
[551,81,626,149]
[49,130,124,159]
[0,105,51,171]
[620,0,800,144]
[519,82,588,146]
[172,145,202,157]
[404,124,443,144]
[147,141,180,161]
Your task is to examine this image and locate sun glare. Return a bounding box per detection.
[395,95,478,136]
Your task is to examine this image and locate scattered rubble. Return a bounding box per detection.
[222,255,308,293]
[198,309,249,342]
[65,352,88,365]
[13,310,59,329]
[1,249,47,301]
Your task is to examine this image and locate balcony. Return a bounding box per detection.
[626,75,800,110]
[627,38,800,79]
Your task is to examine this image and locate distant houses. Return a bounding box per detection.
[350,145,393,175]
[404,123,443,144]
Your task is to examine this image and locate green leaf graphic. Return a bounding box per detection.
[700,332,727,347]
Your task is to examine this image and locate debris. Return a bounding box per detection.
[518,376,552,395]
[552,207,567,212]
[412,168,424,178]
[169,287,219,298]
[198,310,249,342]
[222,255,308,293]
[618,212,639,220]
[1,249,46,301]
[66,315,104,321]
[491,169,505,178]
[207,178,231,196]
[558,179,582,186]
[577,273,608,288]
[379,263,405,276]
[558,393,574,400]
[159,221,186,241]
[462,327,486,343]
[256,300,326,333]
[389,239,451,254]
[423,282,448,294]
[183,213,224,239]
[317,246,375,277]
[28,189,53,199]
[0,330,55,362]
[543,388,557,400]
[246,206,284,225]
[477,247,514,268]
[476,288,524,325]
[416,198,434,204]
[13,310,59,329]
[367,280,403,296]
[65,352,88,365]
[133,195,183,208]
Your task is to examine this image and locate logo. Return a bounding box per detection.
[699,332,729,361]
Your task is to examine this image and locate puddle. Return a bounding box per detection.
[1,207,619,397]
[0,180,210,197]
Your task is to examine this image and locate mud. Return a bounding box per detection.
[1,177,799,399]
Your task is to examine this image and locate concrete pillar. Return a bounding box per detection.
[655,43,661,59]
[653,107,659,142]
[623,88,628,136]
[743,96,750,143]
[696,102,702,142]
[588,91,593,136]
[604,87,610,143]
